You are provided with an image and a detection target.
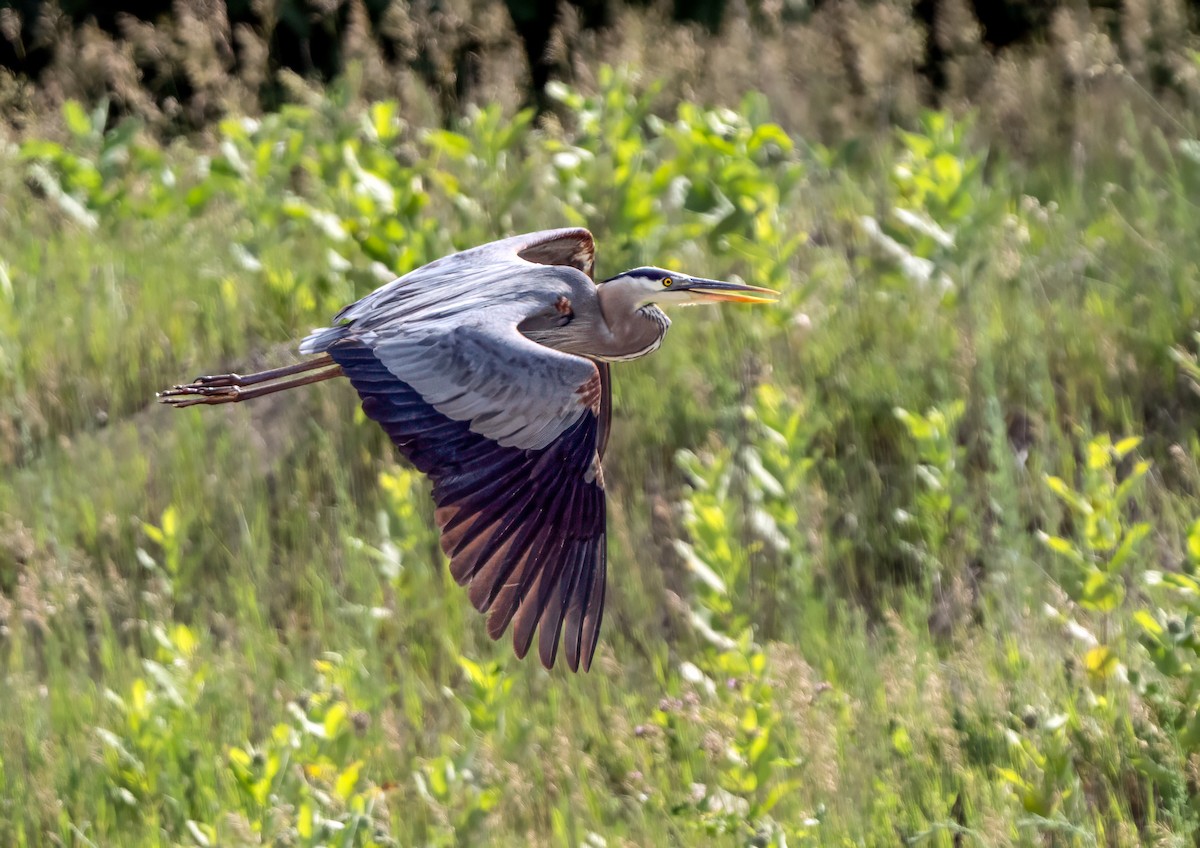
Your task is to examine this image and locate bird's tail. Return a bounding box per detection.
[298,325,349,355]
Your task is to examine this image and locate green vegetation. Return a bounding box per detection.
[3,53,1200,845]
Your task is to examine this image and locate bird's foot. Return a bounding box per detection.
[188,372,245,388]
[157,382,242,406]
[157,357,341,407]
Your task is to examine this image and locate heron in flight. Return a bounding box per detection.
[160,229,776,671]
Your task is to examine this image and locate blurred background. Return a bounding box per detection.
[3,0,1200,844]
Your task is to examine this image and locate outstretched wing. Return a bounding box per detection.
[309,230,612,671]
[305,229,611,670]
[329,331,606,671]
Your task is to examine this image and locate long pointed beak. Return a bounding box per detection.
[679,277,779,304]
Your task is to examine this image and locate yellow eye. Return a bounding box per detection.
[662,277,673,287]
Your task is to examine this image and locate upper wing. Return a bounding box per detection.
[300,229,598,349]
[327,318,608,672]
[372,320,598,449]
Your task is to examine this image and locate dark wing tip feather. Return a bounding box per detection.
[580,545,607,671]
[330,338,608,672]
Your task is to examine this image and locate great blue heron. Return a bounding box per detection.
[160,228,775,671]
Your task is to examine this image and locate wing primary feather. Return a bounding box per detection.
[510,536,568,660]
[440,414,599,637]
[461,473,563,605]
[580,542,608,671]
[564,538,597,672]
[511,477,586,662]
[563,485,606,670]
[539,539,588,669]
[466,453,577,609]
[487,513,563,640]
[502,471,582,652]
[438,458,532,537]
[442,460,554,567]
[432,451,533,511]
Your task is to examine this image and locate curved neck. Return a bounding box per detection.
[594,282,670,362]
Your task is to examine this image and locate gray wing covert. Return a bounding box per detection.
[375,320,598,449]
[299,228,597,355]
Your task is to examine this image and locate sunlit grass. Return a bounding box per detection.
[2,67,1200,845]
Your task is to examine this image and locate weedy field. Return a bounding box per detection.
[3,57,1200,846]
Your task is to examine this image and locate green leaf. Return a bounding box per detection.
[428,756,450,798]
[335,760,362,801]
[931,153,963,190]
[368,101,400,142]
[424,130,471,160]
[63,100,93,138]
[1134,609,1164,637]
[297,802,314,839]
[1108,522,1150,572]
[740,705,758,732]
[1115,460,1151,505]
[747,123,793,155]
[130,677,148,716]
[185,183,214,210]
[898,130,933,158]
[758,779,804,815]
[18,139,66,161]
[1085,646,1119,679]
[1160,571,1200,593]
[1086,439,1111,471]
[323,702,348,739]
[1044,476,1090,514]
[1040,534,1079,557]
[1187,518,1200,564]
[1080,571,1123,611]
[468,785,500,816]
[1113,436,1142,459]
[747,727,771,765]
[458,656,484,686]
[994,767,1031,791]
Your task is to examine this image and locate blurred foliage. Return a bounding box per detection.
[4,53,1200,846]
[4,0,1200,157]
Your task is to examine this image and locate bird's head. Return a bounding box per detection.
[599,267,777,307]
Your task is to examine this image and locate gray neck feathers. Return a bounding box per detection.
[597,304,668,362]
[638,304,670,334]
[582,280,670,361]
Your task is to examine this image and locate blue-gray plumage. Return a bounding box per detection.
[159,228,776,671]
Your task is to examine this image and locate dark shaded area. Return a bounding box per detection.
[910,0,1060,93]
[0,0,1194,122]
[1,0,385,117]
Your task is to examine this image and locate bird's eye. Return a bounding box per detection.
[662,277,673,287]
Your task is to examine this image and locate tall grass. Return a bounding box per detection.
[2,62,1200,845]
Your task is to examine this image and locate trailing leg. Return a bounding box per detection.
[158,355,342,407]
